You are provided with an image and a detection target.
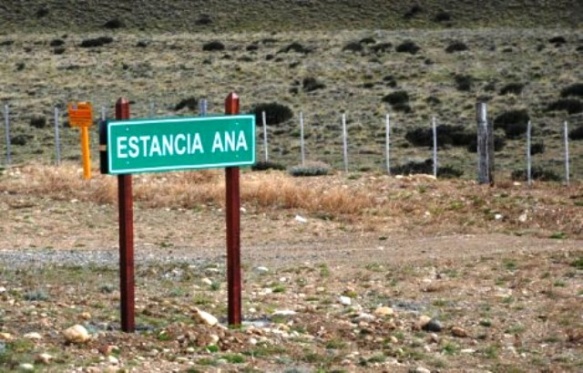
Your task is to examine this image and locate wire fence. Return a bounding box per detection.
[1,99,582,184]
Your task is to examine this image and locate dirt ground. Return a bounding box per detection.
[0,172,582,372]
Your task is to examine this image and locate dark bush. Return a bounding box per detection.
[504,122,529,139]
[494,109,530,133]
[405,125,474,148]
[36,7,49,18]
[252,160,286,171]
[0,40,14,46]
[568,125,583,140]
[426,96,441,105]
[370,42,393,53]
[174,97,198,111]
[278,42,311,54]
[560,83,583,98]
[445,41,468,53]
[53,47,66,55]
[251,102,294,125]
[50,39,65,47]
[404,4,423,19]
[391,159,433,175]
[80,36,113,48]
[530,142,545,155]
[382,90,409,106]
[511,167,562,182]
[11,134,30,146]
[195,14,213,25]
[549,36,567,45]
[202,41,225,52]
[499,83,525,95]
[29,114,47,128]
[434,11,452,22]
[246,44,259,51]
[342,41,363,53]
[302,77,325,92]
[467,136,507,152]
[136,40,149,48]
[396,41,420,54]
[546,98,583,114]
[438,165,464,178]
[383,75,397,87]
[103,18,125,29]
[454,74,473,91]
[359,37,376,44]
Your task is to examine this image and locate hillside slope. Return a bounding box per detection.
[0,0,581,32]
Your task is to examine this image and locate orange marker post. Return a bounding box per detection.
[67,102,94,179]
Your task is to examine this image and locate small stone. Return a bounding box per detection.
[79,312,92,320]
[295,215,308,223]
[255,266,269,274]
[339,296,352,306]
[35,353,53,364]
[18,363,34,371]
[429,333,440,343]
[451,326,469,338]
[0,286,6,293]
[461,348,476,354]
[107,355,119,365]
[201,278,213,286]
[518,212,528,223]
[0,332,14,341]
[420,316,442,332]
[373,306,394,317]
[355,313,375,322]
[414,367,431,373]
[193,308,218,326]
[63,324,91,343]
[23,332,42,340]
[272,309,297,316]
[248,337,258,345]
[389,335,399,344]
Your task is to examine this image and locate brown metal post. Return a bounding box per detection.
[225,92,242,326]
[115,98,135,332]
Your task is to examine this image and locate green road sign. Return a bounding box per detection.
[104,115,256,174]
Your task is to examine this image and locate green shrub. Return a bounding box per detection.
[454,74,473,91]
[511,167,562,182]
[202,41,225,52]
[494,109,530,138]
[569,125,583,140]
[174,97,198,112]
[302,77,325,92]
[251,102,294,125]
[395,41,420,54]
[288,161,332,177]
[546,98,583,114]
[500,83,525,95]
[445,41,468,53]
[561,83,583,98]
[252,161,286,171]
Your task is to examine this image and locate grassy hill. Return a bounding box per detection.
[0,0,582,33]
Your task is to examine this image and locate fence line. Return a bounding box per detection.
[564,121,570,186]
[385,114,390,175]
[4,104,11,165]
[54,107,61,166]
[0,101,581,184]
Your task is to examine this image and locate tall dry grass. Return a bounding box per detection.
[0,163,374,216]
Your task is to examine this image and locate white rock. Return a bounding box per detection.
[23,332,42,340]
[248,337,258,345]
[255,266,269,274]
[339,296,352,306]
[272,309,297,316]
[495,214,503,220]
[461,348,476,354]
[193,308,218,326]
[518,212,528,223]
[35,353,53,364]
[63,324,91,343]
[201,278,213,286]
[294,215,308,223]
[355,313,375,322]
[0,332,14,341]
[18,363,34,371]
[374,306,394,317]
[0,286,6,293]
[107,355,119,365]
[414,367,431,373]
